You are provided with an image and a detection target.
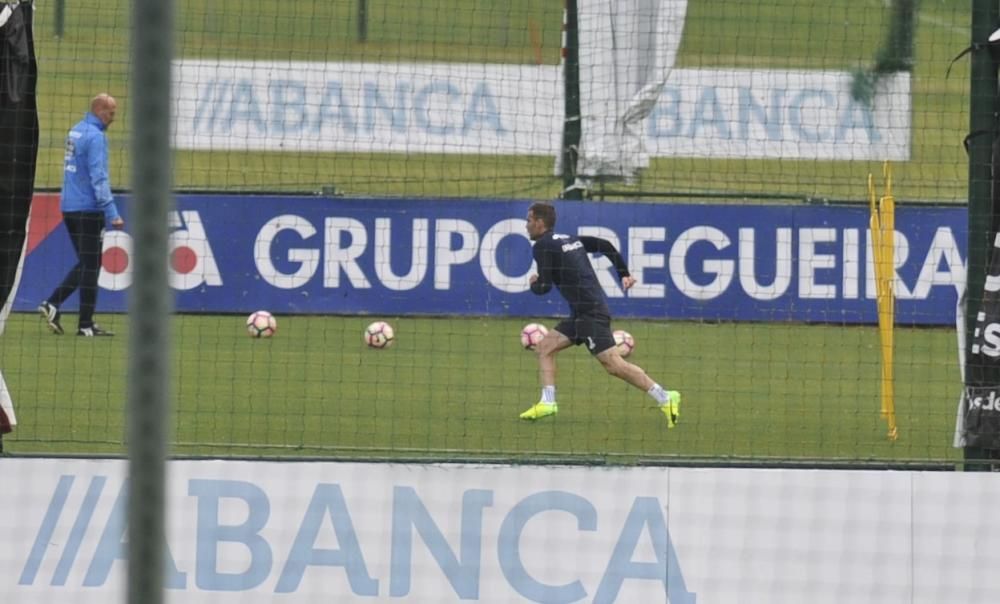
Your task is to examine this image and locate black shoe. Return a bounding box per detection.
[38,301,64,335]
[77,324,114,337]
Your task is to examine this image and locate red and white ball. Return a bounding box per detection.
[365,321,395,349]
[520,323,549,350]
[613,329,635,357]
[246,310,277,338]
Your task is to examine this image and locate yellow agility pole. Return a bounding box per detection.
[869,162,897,441]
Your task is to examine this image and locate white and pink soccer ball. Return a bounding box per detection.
[246,310,277,338]
[365,321,395,349]
[613,329,635,357]
[520,323,549,350]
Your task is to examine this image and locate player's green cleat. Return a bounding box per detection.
[520,401,558,420]
[660,391,681,428]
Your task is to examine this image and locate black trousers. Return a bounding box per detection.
[47,211,105,329]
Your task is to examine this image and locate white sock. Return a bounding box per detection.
[647,383,668,405]
[541,386,556,403]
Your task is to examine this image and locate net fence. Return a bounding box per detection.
[0,0,973,465]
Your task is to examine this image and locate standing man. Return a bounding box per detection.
[38,93,123,337]
[520,202,681,426]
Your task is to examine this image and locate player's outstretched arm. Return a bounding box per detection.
[579,236,630,280]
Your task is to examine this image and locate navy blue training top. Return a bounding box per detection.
[530,231,630,317]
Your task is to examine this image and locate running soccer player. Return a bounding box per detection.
[519,202,681,426]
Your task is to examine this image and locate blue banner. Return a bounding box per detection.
[17,195,966,325]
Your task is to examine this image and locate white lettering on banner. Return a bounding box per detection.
[99,211,222,291]
[799,228,837,299]
[323,217,370,289]
[669,226,734,301]
[173,61,910,160]
[167,212,224,290]
[375,217,429,291]
[255,216,536,294]
[628,228,666,298]
[254,214,319,289]
[738,227,792,300]
[843,228,860,299]
[479,219,533,293]
[969,389,1000,410]
[975,323,1000,358]
[434,219,480,290]
[912,227,966,299]
[250,215,965,302]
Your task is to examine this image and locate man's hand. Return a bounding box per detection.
[621,275,636,290]
[529,274,538,284]
[111,217,125,229]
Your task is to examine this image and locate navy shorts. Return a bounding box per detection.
[554,313,615,356]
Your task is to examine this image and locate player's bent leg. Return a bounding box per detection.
[535,330,572,390]
[535,328,573,356]
[595,349,681,427]
[596,349,654,391]
[522,330,572,420]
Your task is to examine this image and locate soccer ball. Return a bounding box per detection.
[520,323,549,350]
[613,329,635,357]
[246,310,277,338]
[365,321,395,349]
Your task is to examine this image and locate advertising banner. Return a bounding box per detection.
[645,69,910,160]
[172,60,562,155]
[16,195,965,324]
[172,60,910,161]
[2,458,1000,603]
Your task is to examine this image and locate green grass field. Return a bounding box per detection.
[29,0,971,201]
[0,312,961,464]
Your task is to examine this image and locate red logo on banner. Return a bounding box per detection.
[172,246,198,274]
[102,247,129,274]
[26,194,63,254]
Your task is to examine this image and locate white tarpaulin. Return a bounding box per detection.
[571,0,689,185]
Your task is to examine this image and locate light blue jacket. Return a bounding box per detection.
[61,112,120,223]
